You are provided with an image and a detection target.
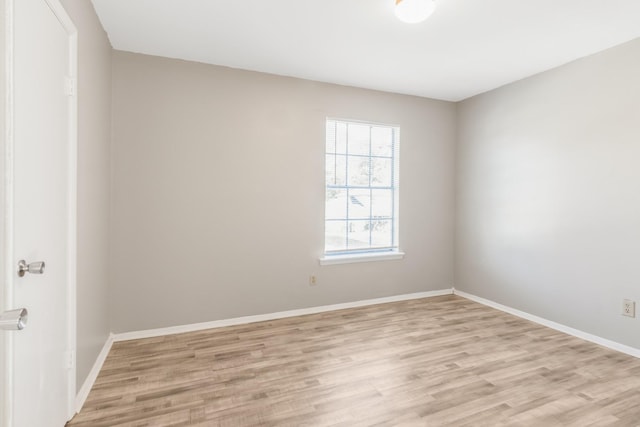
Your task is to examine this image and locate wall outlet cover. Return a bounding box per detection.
[623,299,635,318]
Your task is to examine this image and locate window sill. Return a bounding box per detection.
[319,251,405,266]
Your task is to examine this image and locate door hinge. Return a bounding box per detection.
[64,77,77,97]
[65,350,76,370]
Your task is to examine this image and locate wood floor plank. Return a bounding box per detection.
[67,295,640,426]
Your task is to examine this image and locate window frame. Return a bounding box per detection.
[322,118,402,263]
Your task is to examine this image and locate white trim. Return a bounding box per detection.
[326,116,400,129]
[319,251,405,266]
[114,289,453,342]
[453,289,640,359]
[74,287,639,417]
[42,0,79,419]
[2,2,15,426]
[75,334,114,414]
[43,0,78,419]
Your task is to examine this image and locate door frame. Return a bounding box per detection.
[2,0,78,424]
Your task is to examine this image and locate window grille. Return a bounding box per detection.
[324,119,400,255]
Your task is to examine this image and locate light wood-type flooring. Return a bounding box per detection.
[67,295,640,426]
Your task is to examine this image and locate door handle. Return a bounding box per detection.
[0,308,28,331]
[17,260,45,277]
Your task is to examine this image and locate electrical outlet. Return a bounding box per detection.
[623,299,635,318]
[309,275,317,286]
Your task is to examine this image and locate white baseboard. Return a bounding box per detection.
[75,333,115,413]
[453,289,640,359]
[113,289,454,342]
[75,289,453,413]
[75,287,638,416]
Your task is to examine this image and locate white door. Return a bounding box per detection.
[2,0,77,426]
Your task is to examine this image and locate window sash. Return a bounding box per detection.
[324,119,399,255]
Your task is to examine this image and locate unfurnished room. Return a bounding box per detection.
[1,0,640,426]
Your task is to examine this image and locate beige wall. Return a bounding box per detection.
[59,0,112,391]
[110,51,457,333]
[456,38,640,349]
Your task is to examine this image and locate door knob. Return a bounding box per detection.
[0,308,28,330]
[17,260,45,277]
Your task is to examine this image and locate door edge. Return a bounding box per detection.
[2,2,15,426]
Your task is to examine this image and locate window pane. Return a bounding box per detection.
[348,189,370,219]
[326,189,347,220]
[371,220,393,248]
[371,127,393,157]
[336,122,347,154]
[348,156,370,186]
[325,154,335,185]
[371,157,392,187]
[347,123,370,155]
[347,220,370,249]
[325,220,347,252]
[371,189,393,218]
[326,120,336,153]
[325,154,347,186]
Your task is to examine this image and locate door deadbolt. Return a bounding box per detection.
[17,260,45,277]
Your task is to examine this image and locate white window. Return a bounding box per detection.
[324,119,400,259]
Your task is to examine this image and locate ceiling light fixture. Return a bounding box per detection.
[394,0,437,24]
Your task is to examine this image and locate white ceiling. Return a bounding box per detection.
[91,0,640,102]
